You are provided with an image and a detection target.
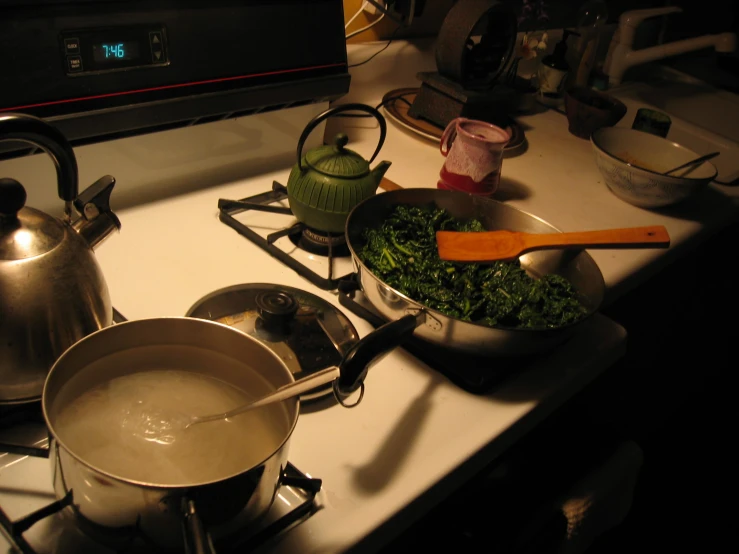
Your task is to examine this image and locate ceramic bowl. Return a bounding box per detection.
[564,86,628,139]
[591,127,718,209]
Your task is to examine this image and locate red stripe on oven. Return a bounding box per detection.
[0,62,347,112]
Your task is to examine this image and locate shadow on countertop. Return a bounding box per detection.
[381,220,739,554]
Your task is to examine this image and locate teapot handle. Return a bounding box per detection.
[297,103,387,171]
[0,113,78,202]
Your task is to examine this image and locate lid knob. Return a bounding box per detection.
[0,178,27,218]
[256,291,299,328]
[333,133,349,152]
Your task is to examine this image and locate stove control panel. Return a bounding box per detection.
[60,25,169,76]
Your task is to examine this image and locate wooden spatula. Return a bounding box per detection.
[436,225,670,262]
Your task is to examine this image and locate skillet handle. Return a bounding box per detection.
[335,313,422,402]
[182,499,217,554]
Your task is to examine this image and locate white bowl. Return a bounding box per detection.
[590,127,718,208]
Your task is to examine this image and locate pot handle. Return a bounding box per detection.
[182,499,217,554]
[296,103,387,171]
[0,113,78,202]
[334,312,423,403]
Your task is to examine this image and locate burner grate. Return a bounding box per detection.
[288,226,350,257]
[0,455,320,554]
[218,181,352,290]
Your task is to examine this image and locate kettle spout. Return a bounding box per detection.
[370,161,392,188]
[72,176,121,249]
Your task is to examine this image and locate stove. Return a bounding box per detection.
[0,166,560,554]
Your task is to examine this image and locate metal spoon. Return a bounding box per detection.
[663,151,720,176]
[187,366,340,428]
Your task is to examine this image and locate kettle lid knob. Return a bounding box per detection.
[333,133,349,152]
[0,178,27,218]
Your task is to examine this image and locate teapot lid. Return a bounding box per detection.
[304,133,369,178]
[0,178,64,260]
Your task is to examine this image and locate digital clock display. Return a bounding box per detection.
[92,41,140,62]
[62,26,167,75]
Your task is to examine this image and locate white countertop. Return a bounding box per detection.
[5,37,739,554]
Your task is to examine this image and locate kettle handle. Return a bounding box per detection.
[0,113,78,202]
[296,103,387,171]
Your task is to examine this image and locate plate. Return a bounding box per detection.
[380,87,527,157]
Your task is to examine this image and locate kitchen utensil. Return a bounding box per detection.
[188,366,340,427]
[345,188,606,357]
[380,177,404,191]
[436,225,670,262]
[286,103,391,234]
[185,283,360,400]
[0,113,121,405]
[564,86,627,139]
[663,152,720,176]
[438,117,511,196]
[591,127,718,208]
[42,315,418,552]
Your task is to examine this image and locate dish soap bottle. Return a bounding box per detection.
[538,29,579,105]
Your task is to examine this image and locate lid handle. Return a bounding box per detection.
[296,103,387,172]
[0,113,78,203]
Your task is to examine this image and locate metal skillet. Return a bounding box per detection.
[344,188,606,358]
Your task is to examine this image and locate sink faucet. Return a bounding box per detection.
[604,7,737,87]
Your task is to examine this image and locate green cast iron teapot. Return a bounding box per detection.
[287,103,391,234]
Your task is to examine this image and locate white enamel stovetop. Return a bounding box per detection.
[0,155,627,554]
[0,168,627,551]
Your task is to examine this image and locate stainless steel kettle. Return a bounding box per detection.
[0,113,121,405]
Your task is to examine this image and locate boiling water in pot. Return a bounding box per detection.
[53,366,290,486]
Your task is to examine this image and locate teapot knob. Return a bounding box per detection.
[333,133,349,151]
[0,178,27,218]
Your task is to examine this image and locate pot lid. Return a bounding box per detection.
[304,133,369,178]
[0,179,64,260]
[185,283,360,400]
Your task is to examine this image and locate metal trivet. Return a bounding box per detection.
[337,275,531,394]
[218,181,352,290]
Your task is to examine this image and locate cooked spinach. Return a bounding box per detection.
[359,205,588,329]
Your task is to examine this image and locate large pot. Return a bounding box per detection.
[345,188,606,357]
[42,315,417,552]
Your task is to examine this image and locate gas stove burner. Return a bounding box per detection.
[0,461,320,554]
[218,182,354,290]
[288,226,350,257]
